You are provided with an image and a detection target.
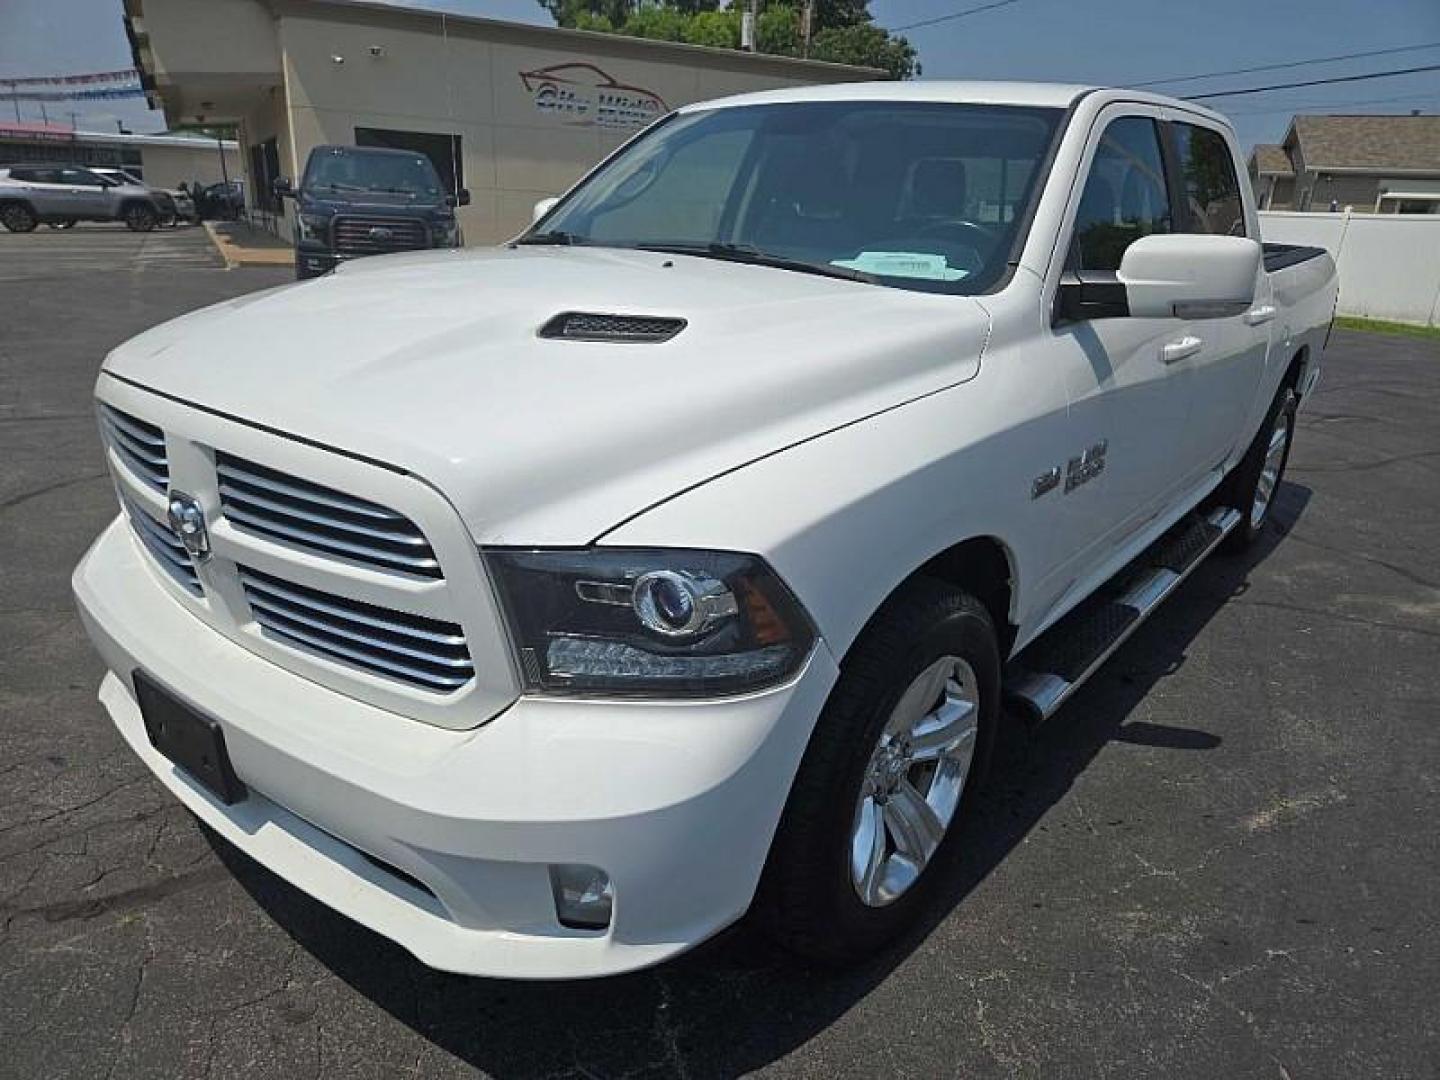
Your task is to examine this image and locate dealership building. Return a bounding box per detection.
[122,0,877,244]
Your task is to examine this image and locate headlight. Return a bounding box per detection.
[296,213,328,240]
[486,548,815,697]
[431,217,459,245]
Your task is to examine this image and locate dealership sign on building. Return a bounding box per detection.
[520,63,668,130]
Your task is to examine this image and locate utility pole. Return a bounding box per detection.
[39,102,49,124]
[741,0,755,52]
[801,0,815,58]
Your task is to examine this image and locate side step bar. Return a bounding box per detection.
[1005,506,1241,722]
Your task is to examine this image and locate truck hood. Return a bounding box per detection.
[103,246,990,544]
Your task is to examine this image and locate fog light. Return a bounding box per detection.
[549,863,613,930]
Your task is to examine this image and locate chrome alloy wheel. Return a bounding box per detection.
[1251,406,1291,529]
[850,655,979,907]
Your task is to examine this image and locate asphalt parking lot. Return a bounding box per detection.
[1,234,1437,1080]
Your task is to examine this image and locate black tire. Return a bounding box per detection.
[1221,382,1298,553]
[123,203,158,233]
[755,579,1000,965]
[1,203,38,233]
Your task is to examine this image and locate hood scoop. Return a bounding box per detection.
[539,311,687,343]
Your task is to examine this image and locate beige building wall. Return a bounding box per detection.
[139,141,243,189]
[269,2,870,243]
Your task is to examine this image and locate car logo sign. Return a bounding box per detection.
[166,492,211,562]
[368,226,393,241]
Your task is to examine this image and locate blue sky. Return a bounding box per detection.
[2,0,1437,152]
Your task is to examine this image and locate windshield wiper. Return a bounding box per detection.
[514,230,586,246]
[634,242,877,284]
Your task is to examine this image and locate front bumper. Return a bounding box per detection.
[74,517,838,979]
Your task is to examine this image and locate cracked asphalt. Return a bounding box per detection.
[2,227,1438,1078]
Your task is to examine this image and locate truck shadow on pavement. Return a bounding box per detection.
[207,482,1311,1079]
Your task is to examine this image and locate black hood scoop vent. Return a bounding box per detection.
[538,311,687,343]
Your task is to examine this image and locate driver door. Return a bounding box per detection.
[1045,108,1196,591]
[56,168,113,217]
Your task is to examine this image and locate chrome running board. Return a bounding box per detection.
[1006,506,1241,722]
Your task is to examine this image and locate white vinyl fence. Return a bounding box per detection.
[1258,211,1440,326]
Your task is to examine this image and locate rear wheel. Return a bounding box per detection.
[1221,383,1298,552]
[1,203,38,233]
[123,203,158,232]
[756,580,999,964]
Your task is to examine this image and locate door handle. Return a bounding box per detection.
[1161,335,1203,364]
[1244,304,1277,326]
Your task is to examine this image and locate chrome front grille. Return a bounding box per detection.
[100,403,168,491]
[216,452,441,578]
[239,565,473,692]
[121,495,201,594]
[332,216,429,255]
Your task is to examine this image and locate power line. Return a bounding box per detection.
[1223,90,1440,118]
[1129,40,1440,88]
[1185,64,1440,101]
[887,0,1020,34]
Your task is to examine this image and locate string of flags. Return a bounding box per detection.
[0,67,144,102]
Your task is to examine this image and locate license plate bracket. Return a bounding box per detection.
[133,669,247,805]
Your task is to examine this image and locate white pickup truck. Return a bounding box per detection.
[74,82,1337,979]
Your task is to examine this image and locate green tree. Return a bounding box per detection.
[537,1,916,80]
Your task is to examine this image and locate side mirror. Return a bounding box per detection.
[532,196,558,224]
[1119,234,1260,319]
[273,177,293,198]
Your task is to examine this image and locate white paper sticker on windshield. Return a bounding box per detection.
[830,251,969,281]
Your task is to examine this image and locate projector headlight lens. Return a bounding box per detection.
[486,548,814,697]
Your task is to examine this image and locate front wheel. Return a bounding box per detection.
[1221,384,1298,552]
[1,203,38,232]
[756,580,999,965]
[123,203,158,232]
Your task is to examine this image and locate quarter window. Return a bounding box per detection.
[1069,117,1171,273]
[1173,122,1245,237]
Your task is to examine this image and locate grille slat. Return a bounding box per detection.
[122,496,201,595]
[333,216,429,255]
[216,453,441,578]
[100,404,168,491]
[240,566,472,692]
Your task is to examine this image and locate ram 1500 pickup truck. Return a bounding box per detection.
[74,82,1338,979]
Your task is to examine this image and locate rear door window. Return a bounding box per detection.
[1173,122,1245,237]
[1068,116,1172,273]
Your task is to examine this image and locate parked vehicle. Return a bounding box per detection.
[92,167,195,225]
[196,179,244,221]
[0,163,166,232]
[274,144,469,278]
[75,83,1337,979]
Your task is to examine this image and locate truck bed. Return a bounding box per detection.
[1263,242,1327,272]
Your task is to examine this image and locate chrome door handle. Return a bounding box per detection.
[1161,335,1203,364]
[1244,304,1277,326]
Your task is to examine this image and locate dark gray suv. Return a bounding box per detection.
[0,164,167,232]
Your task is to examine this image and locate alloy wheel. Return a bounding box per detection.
[850,655,979,907]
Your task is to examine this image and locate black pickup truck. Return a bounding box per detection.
[276,145,469,279]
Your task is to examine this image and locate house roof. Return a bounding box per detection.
[1289,114,1440,174]
[1250,143,1293,176]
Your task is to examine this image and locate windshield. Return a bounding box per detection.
[530,101,1062,294]
[302,149,441,196]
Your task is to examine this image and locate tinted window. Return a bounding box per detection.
[10,167,54,183]
[536,101,1062,295]
[58,167,103,187]
[303,148,441,197]
[1174,122,1245,236]
[1069,116,1171,273]
[355,127,463,195]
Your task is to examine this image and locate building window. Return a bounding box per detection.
[354,127,463,196]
